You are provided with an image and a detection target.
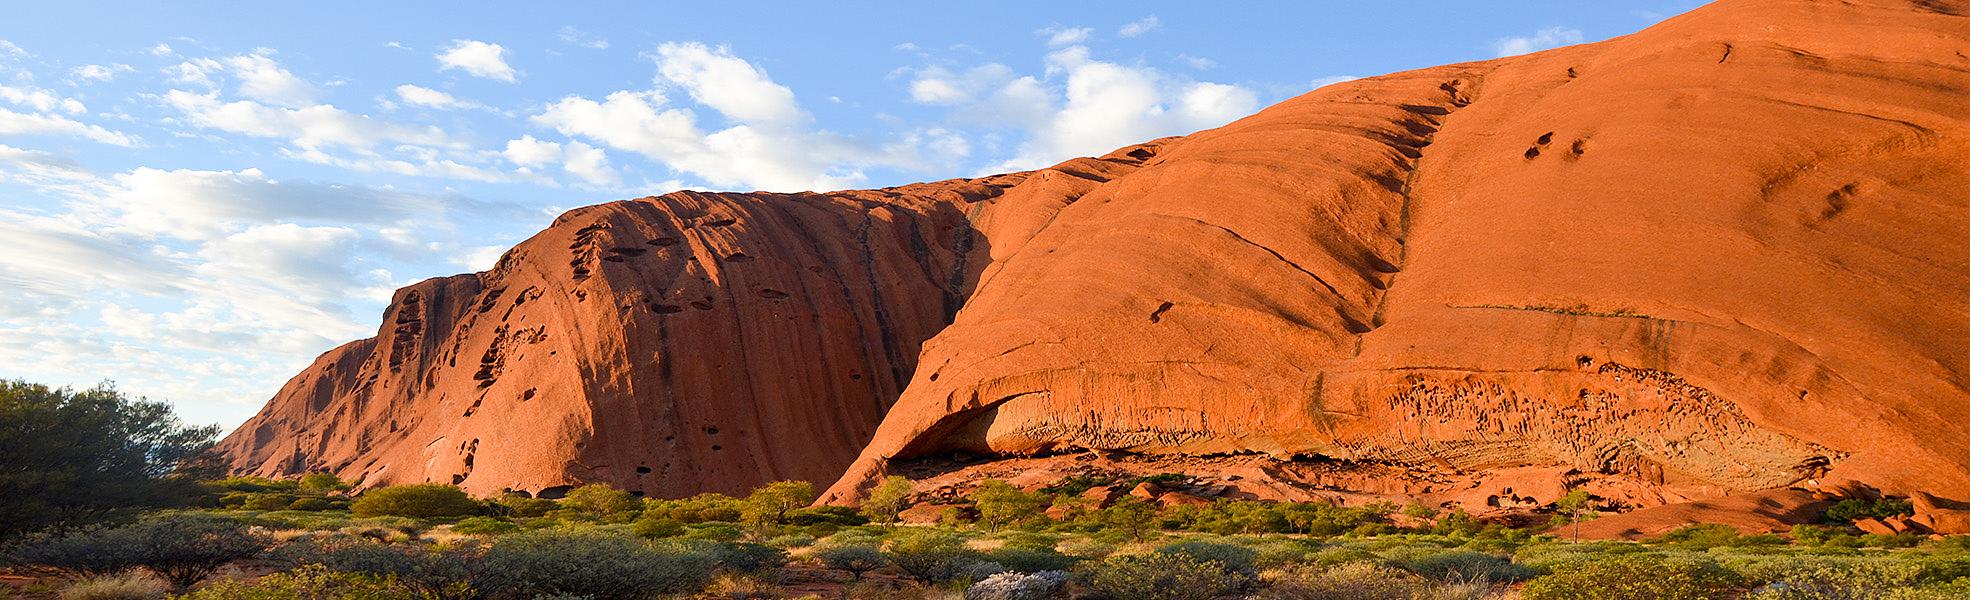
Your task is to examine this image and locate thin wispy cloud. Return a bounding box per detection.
[1493,26,1584,57]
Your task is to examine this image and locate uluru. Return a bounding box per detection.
[215,0,1969,533]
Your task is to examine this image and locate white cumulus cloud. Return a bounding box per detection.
[437,40,518,83]
[70,63,133,83]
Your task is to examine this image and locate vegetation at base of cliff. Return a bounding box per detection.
[3,476,1967,598]
[1,380,1965,597]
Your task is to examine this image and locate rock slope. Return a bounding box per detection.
[220,0,1970,513]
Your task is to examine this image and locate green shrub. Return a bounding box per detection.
[1790,524,1847,546]
[202,476,297,494]
[679,541,787,574]
[239,494,297,511]
[885,528,986,583]
[1312,547,1383,567]
[816,544,887,580]
[1401,550,1535,582]
[349,484,480,519]
[642,493,745,523]
[297,473,349,494]
[556,484,641,522]
[682,521,745,542]
[1521,554,1740,600]
[973,480,1044,530]
[767,533,814,548]
[1253,563,1447,600]
[129,514,272,588]
[10,514,269,588]
[1057,536,1118,559]
[1157,539,1259,573]
[631,515,686,539]
[1087,551,1250,600]
[786,505,868,527]
[1657,523,1779,550]
[1863,533,1925,548]
[5,526,146,577]
[58,571,168,600]
[274,535,479,599]
[1825,498,1915,523]
[478,530,714,598]
[175,565,420,599]
[282,497,336,512]
[859,476,915,524]
[986,546,1080,572]
[491,493,556,518]
[450,516,518,537]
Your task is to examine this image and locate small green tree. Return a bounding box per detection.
[972,479,1042,531]
[349,484,481,519]
[860,476,914,524]
[816,544,887,581]
[742,481,815,535]
[1553,489,1594,543]
[1100,497,1160,541]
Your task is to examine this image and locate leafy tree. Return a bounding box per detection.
[1099,497,1160,541]
[1553,489,1594,543]
[0,380,220,538]
[349,484,481,519]
[972,479,1043,530]
[861,476,914,524]
[742,481,815,535]
[557,483,640,522]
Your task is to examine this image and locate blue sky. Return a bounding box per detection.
[0,1,1701,430]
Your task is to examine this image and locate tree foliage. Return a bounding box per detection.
[861,476,914,524]
[0,380,220,538]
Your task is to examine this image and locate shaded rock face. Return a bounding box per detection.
[217,155,1159,496]
[224,0,1970,508]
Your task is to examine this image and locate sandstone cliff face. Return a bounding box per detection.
[216,151,1162,496]
[821,0,1970,503]
[223,0,1969,509]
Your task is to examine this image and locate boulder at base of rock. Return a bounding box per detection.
[1911,492,1970,535]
